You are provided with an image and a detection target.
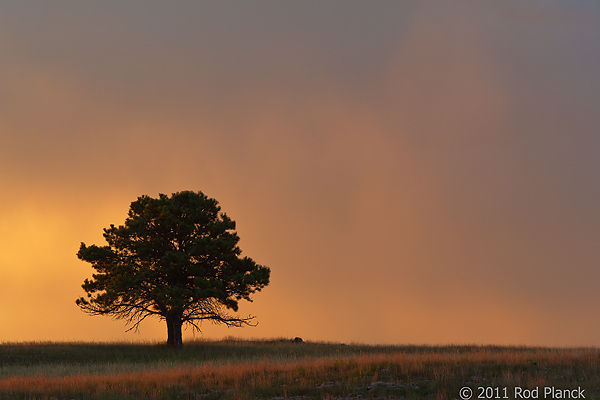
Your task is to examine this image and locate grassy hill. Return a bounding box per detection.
[0,338,598,399]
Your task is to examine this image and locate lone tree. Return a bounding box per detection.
[76,190,270,348]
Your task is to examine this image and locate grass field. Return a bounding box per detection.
[0,338,598,399]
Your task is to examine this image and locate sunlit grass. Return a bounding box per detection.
[1,338,598,399]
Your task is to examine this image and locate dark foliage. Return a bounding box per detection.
[76,191,270,347]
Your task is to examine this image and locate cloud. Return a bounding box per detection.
[1,1,599,345]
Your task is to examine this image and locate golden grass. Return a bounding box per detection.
[0,341,598,399]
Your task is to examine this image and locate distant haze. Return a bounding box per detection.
[1,1,599,345]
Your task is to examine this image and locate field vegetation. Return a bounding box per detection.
[0,338,598,399]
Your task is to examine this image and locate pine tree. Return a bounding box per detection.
[76,190,270,348]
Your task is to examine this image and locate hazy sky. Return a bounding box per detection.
[1,1,600,346]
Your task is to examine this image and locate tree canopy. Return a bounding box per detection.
[76,190,270,347]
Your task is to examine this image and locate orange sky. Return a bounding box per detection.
[1,1,600,346]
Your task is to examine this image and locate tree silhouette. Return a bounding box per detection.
[76,191,270,347]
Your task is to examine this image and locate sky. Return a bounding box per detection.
[1,1,600,346]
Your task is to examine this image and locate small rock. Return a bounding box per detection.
[368,381,393,390]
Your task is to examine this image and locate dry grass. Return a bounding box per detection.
[0,339,598,399]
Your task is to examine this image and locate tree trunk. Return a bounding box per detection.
[166,312,183,348]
